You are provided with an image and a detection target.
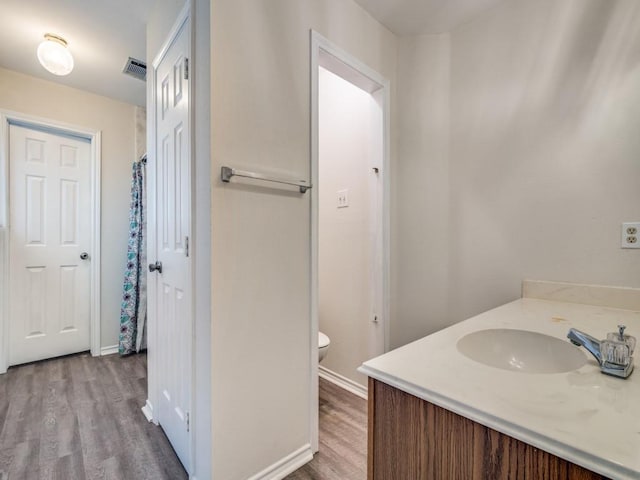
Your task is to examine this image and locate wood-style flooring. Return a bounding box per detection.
[0,353,366,480]
[286,378,367,480]
[0,352,187,480]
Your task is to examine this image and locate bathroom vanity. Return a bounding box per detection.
[359,281,640,480]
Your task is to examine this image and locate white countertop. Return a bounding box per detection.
[359,294,640,479]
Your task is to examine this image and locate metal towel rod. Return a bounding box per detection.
[220,166,311,194]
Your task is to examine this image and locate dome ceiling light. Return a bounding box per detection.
[37,33,74,76]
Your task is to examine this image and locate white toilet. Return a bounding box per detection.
[318,332,330,362]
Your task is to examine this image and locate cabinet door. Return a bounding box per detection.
[368,379,608,480]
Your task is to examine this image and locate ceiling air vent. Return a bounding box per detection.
[123,57,147,81]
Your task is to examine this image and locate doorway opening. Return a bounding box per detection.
[0,112,102,374]
[310,31,390,452]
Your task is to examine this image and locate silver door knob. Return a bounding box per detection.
[80,252,89,260]
[149,261,163,274]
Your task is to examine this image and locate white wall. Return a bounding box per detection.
[210,0,396,478]
[319,67,374,387]
[392,34,450,349]
[448,0,640,322]
[393,0,640,344]
[0,67,136,349]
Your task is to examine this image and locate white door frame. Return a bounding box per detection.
[145,1,196,474]
[309,31,391,452]
[0,110,102,374]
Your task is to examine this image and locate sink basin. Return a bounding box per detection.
[457,329,588,374]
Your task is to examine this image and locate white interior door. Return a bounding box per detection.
[9,124,91,366]
[152,20,192,471]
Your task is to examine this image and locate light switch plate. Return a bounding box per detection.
[621,222,640,249]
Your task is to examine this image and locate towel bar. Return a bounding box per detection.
[221,166,311,194]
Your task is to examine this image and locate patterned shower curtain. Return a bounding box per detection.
[119,158,147,355]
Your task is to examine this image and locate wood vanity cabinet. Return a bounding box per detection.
[367,379,608,480]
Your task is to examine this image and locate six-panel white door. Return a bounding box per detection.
[152,20,192,471]
[9,124,91,366]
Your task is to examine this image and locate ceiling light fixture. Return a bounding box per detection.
[37,33,74,76]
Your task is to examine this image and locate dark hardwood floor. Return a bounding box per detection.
[0,352,187,480]
[286,378,367,480]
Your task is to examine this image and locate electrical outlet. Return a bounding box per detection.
[621,222,640,249]
[337,189,349,208]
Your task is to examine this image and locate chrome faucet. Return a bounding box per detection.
[568,329,602,362]
[567,326,634,379]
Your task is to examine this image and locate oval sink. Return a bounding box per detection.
[457,329,588,374]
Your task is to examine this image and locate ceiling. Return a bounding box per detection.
[0,0,155,106]
[353,0,506,35]
[0,0,504,106]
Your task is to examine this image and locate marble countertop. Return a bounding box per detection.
[359,283,640,480]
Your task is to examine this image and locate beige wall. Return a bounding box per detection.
[393,0,640,343]
[134,106,146,160]
[448,0,640,322]
[146,0,186,64]
[392,34,450,348]
[211,0,396,477]
[0,66,136,349]
[319,67,375,388]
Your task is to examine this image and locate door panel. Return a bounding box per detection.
[9,125,91,366]
[152,19,192,471]
[25,266,46,337]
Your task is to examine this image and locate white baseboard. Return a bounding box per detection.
[100,344,118,356]
[142,399,155,423]
[247,444,313,480]
[319,366,368,400]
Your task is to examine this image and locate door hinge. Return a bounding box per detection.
[184,58,189,80]
[185,236,189,257]
[186,412,190,432]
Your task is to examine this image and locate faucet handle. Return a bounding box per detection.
[601,339,632,366]
[607,325,636,356]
